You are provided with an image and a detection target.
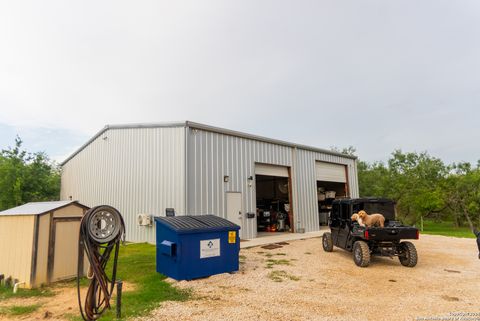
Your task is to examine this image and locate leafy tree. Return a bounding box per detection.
[334,147,479,227]
[443,163,480,230]
[0,137,60,210]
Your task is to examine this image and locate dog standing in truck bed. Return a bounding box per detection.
[358,210,385,228]
[351,213,365,227]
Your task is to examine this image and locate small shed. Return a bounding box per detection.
[0,201,89,288]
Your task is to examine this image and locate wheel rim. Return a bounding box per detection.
[354,246,362,262]
[87,208,122,243]
[323,236,328,248]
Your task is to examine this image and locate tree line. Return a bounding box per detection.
[0,137,60,211]
[336,147,480,230]
[0,137,479,231]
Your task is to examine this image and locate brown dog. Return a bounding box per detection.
[351,213,365,227]
[358,210,385,228]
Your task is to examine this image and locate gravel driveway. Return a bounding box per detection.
[141,234,479,321]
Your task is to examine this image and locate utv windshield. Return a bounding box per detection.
[353,202,396,221]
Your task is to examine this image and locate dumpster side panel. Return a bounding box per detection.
[178,229,240,280]
[156,223,181,280]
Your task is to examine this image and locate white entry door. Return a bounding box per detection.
[226,192,243,238]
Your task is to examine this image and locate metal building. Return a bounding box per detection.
[61,121,358,243]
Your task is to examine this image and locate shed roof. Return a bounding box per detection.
[0,201,86,216]
[61,121,357,166]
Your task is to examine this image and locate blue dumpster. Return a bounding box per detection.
[155,215,240,280]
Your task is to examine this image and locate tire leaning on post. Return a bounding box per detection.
[77,205,125,321]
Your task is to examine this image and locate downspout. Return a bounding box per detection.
[184,124,189,215]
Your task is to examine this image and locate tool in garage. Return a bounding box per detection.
[77,205,125,321]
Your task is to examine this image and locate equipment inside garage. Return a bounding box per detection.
[255,164,292,233]
[316,161,348,226]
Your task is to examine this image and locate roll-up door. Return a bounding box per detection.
[315,162,346,182]
[255,163,289,177]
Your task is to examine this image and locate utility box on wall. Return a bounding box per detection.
[154,215,240,281]
[0,201,89,288]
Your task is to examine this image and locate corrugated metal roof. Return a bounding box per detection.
[60,121,356,166]
[0,201,81,216]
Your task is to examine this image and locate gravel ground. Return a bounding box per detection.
[141,234,479,321]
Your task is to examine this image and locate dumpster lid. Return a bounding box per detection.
[155,215,240,233]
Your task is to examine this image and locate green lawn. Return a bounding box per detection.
[420,220,476,238]
[0,304,41,316]
[0,286,53,300]
[97,242,190,321]
[2,243,188,321]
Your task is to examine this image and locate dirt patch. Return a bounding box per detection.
[141,234,480,321]
[0,282,136,321]
[260,244,283,250]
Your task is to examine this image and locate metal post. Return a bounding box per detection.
[421,216,424,232]
[116,280,123,319]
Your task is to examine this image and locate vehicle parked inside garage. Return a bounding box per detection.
[322,198,419,267]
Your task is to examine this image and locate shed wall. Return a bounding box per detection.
[0,215,35,288]
[34,214,50,286]
[53,205,85,218]
[61,127,186,243]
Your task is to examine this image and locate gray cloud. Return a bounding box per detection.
[1,0,479,164]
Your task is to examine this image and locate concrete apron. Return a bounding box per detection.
[240,227,328,249]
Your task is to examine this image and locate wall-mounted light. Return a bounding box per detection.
[247,175,253,187]
[223,175,230,183]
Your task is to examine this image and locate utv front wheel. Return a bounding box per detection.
[322,232,333,252]
[399,241,418,267]
[353,241,370,267]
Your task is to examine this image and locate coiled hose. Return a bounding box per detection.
[77,205,125,321]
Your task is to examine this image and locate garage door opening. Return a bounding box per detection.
[316,162,348,226]
[254,164,292,236]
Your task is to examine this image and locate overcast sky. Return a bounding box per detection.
[1,1,479,164]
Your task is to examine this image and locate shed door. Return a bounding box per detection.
[226,192,243,238]
[315,162,347,182]
[50,219,81,282]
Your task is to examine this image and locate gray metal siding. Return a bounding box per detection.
[294,149,358,233]
[61,127,185,243]
[186,129,292,239]
[186,128,358,239]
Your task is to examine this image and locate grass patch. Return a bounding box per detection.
[265,259,291,269]
[421,220,476,238]
[0,286,53,300]
[88,243,190,321]
[268,270,300,282]
[304,252,312,255]
[275,253,287,256]
[0,304,41,316]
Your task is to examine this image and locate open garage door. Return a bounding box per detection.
[255,163,289,177]
[316,162,348,226]
[315,162,347,183]
[255,163,292,236]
